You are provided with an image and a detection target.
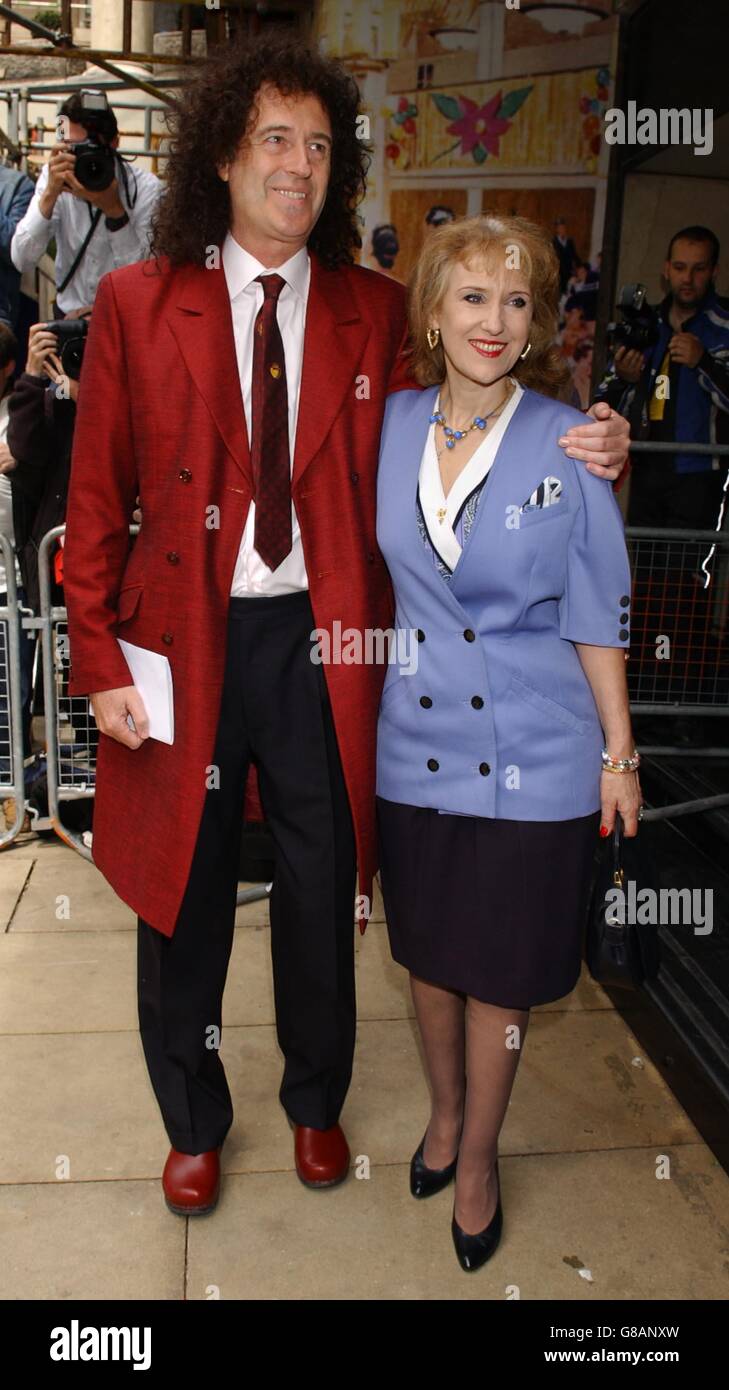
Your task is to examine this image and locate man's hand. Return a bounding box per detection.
[669,332,704,369]
[42,348,80,403]
[27,322,61,378]
[43,142,79,205]
[0,442,17,474]
[41,141,125,219]
[558,400,630,481]
[132,495,142,526]
[90,686,150,749]
[613,344,644,383]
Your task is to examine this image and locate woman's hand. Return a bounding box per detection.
[600,769,642,838]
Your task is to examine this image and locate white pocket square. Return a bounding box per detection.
[520,476,563,511]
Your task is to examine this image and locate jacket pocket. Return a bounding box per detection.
[515,501,571,529]
[116,583,144,624]
[509,672,592,735]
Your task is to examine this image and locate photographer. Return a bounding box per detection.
[597,225,729,528]
[10,90,162,316]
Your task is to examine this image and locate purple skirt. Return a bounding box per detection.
[376,796,601,1009]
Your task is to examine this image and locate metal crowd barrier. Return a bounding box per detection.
[1,523,269,906]
[0,532,29,846]
[625,519,729,822]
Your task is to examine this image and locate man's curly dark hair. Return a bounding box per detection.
[149,34,371,270]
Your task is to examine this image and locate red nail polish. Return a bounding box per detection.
[599,825,609,837]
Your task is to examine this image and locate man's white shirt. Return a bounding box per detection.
[10,160,163,313]
[222,229,310,596]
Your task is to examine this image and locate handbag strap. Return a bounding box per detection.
[612,813,624,886]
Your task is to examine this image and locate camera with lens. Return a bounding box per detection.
[607,284,661,354]
[44,318,88,381]
[59,88,117,192]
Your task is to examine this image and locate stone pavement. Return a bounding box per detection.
[1,832,728,1301]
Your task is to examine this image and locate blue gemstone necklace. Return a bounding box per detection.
[430,382,512,452]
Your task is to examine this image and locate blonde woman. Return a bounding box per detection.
[375,215,641,1271]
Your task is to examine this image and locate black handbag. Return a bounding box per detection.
[585,813,661,989]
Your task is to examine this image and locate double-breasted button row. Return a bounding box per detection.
[179,468,192,483]
[166,551,180,565]
[419,694,484,709]
[415,628,479,642]
[426,759,491,775]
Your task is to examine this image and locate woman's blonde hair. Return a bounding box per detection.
[408,212,571,398]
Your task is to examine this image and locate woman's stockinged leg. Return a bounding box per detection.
[410,973,466,1168]
[455,997,530,1234]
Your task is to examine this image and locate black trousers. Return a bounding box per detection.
[137,590,357,1154]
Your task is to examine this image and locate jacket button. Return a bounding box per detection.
[619,595,630,606]
[619,631,629,641]
[420,695,432,708]
[351,471,359,484]
[178,468,192,483]
[471,695,484,709]
[166,551,180,565]
[427,758,439,771]
[479,762,491,776]
[463,628,475,642]
[416,629,425,642]
[162,632,173,645]
[619,612,629,624]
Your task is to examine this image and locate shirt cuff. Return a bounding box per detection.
[23,197,55,240]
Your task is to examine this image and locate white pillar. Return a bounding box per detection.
[475,1,506,83]
[91,0,154,55]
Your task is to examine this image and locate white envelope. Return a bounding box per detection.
[117,639,175,745]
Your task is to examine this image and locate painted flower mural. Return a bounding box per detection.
[385,95,419,169]
[431,85,533,164]
[580,67,611,172]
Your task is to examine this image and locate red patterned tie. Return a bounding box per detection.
[250,272,292,571]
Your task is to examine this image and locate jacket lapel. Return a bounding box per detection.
[292,255,371,488]
[164,254,371,493]
[165,261,252,488]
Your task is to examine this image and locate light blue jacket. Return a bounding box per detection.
[375,384,632,821]
[0,166,34,327]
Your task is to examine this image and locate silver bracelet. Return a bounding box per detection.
[601,747,641,774]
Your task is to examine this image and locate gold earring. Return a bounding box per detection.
[426,326,440,351]
[519,342,532,360]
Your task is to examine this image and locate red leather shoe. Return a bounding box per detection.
[162,1145,222,1215]
[293,1123,350,1188]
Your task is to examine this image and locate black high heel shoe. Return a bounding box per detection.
[409,1129,459,1198]
[451,1160,502,1271]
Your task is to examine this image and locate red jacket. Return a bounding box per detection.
[63,251,414,936]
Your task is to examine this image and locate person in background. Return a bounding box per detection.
[552,216,578,297]
[598,225,729,529]
[571,336,595,411]
[0,163,34,331]
[0,322,35,827]
[6,312,88,615]
[425,205,456,230]
[11,90,162,317]
[565,258,599,325]
[370,223,400,278]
